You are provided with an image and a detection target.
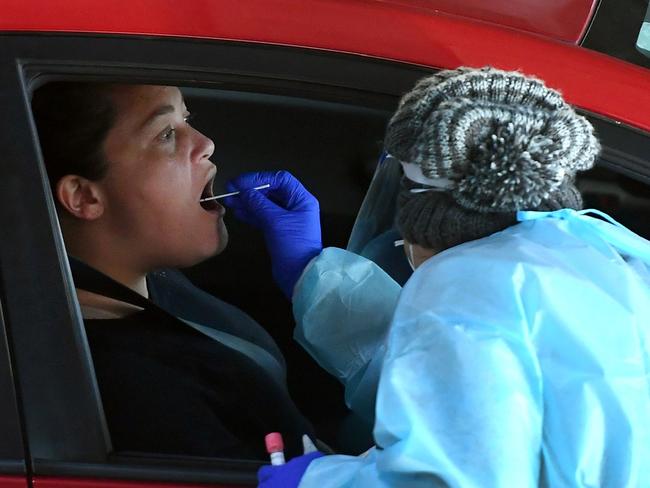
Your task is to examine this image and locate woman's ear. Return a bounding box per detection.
[56,175,105,220]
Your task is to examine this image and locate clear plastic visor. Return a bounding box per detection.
[346,153,412,284]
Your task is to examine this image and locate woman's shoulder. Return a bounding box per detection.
[147,268,284,361]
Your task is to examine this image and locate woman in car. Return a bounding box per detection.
[228,67,650,486]
[31,82,316,460]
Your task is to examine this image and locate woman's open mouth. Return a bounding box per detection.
[199,176,220,212]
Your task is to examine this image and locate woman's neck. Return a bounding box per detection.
[72,252,149,297]
[76,289,145,319]
[67,249,150,319]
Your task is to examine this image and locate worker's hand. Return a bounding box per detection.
[224,171,322,299]
[257,451,324,488]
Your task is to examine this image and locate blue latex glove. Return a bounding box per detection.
[224,171,322,299]
[257,451,324,488]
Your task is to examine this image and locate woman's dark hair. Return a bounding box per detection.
[31,82,117,191]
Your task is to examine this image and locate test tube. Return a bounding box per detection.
[265,432,285,466]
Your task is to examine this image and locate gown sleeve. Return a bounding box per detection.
[293,247,401,422]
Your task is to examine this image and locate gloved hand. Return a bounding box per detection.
[224,171,322,299]
[257,451,324,488]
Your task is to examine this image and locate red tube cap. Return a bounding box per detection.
[265,432,284,453]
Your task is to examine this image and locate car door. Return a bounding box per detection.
[0,3,649,487]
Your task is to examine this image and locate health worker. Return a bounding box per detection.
[224,67,650,487]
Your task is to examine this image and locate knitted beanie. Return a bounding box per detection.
[386,67,600,251]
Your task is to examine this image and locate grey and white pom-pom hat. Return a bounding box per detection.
[385,66,600,212]
[381,67,601,251]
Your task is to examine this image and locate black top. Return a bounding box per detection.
[84,268,313,460]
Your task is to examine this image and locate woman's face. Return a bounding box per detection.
[98,85,226,270]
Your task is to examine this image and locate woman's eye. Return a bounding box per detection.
[159,113,193,143]
[160,126,176,142]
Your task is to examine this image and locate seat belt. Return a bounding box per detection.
[68,256,286,386]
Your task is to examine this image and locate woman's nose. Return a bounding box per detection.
[192,128,215,163]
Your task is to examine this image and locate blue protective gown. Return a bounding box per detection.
[293,209,650,487]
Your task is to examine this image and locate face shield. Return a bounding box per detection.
[346,152,412,284]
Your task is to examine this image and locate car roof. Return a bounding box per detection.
[372,0,598,43]
[2,0,598,44]
[2,0,650,132]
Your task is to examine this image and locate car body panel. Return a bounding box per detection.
[376,0,599,43]
[2,0,649,132]
[0,476,27,488]
[2,0,598,44]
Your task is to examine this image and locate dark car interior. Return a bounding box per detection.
[179,87,392,452]
[29,79,650,459]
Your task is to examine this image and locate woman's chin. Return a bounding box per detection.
[212,234,229,256]
[199,224,229,260]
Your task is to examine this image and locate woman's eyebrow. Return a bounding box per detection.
[139,104,175,131]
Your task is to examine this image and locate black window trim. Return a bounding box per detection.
[581,111,650,185]
[0,299,26,475]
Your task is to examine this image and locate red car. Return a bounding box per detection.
[1,1,649,487]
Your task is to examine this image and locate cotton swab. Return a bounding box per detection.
[199,184,270,202]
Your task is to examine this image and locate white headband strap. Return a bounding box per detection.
[399,160,455,190]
